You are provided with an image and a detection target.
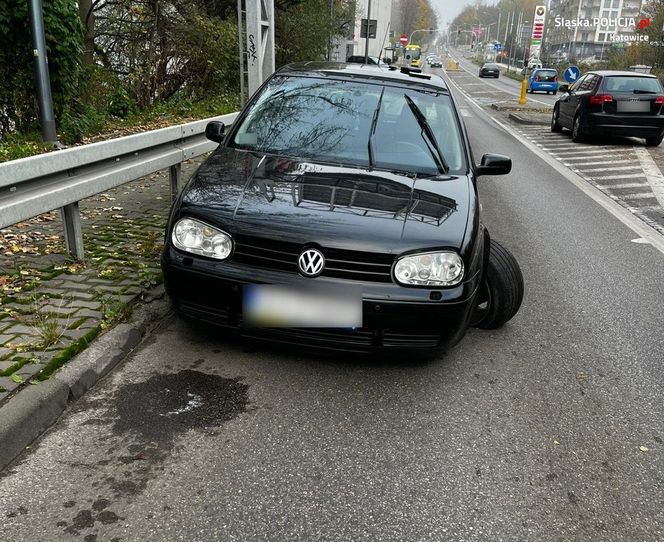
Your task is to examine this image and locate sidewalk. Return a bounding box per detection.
[0,158,201,402]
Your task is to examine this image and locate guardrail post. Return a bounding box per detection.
[170,163,182,201]
[61,202,84,260]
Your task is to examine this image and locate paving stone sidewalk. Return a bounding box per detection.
[0,158,202,403]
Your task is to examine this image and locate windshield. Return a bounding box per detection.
[603,76,663,93]
[230,76,466,175]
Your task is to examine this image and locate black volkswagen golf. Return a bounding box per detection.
[162,63,524,356]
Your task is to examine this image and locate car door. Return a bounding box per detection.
[567,75,599,124]
[559,74,587,126]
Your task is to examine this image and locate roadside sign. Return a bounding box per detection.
[399,34,408,45]
[564,66,581,83]
[494,43,501,51]
[361,19,377,39]
[529,5,546,59]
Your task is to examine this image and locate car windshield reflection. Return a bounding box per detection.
[230,75,466,176]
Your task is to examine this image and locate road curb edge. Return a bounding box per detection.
[0,287,172,472]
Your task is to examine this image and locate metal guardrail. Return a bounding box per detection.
[0,112,238,259]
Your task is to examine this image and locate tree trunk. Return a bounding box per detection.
[79,0,95,66]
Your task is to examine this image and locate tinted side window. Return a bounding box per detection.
[579,75,597,91]
[570,75,587,91]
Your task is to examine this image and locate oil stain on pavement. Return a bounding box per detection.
[114,369,249,441]
[56,369,249,537]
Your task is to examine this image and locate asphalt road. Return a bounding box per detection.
[448,49,558,107]
[1,82,664,541]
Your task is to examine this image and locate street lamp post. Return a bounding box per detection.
[408,28,440,45]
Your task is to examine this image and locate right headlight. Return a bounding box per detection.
[394,251,464,287]
[171,217,233,260]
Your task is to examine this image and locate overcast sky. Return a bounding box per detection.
[430,0,495,30]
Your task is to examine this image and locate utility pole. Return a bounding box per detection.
[28,0,58,145]
[364,0,372,64]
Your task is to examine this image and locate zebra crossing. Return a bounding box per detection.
[513,125,664,234]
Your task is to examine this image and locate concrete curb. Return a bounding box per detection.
[491,103,552,112]
[508,112,550,126]
[0,287,171,471]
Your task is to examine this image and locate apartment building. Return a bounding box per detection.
[545,0,644,61]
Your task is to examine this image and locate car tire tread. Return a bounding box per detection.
[572,114,585,142]
[551,106,563,133]
[475,240,524,330]
[646,135,664,146]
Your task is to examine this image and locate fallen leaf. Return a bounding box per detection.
[640,446,649,452]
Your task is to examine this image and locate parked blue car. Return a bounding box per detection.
[527,68,559,95]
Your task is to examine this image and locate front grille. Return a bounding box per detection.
[232,235,394,283]
[382,331,440,348]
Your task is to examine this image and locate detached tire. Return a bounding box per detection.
[473,240,524,329]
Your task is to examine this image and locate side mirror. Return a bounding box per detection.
[205,121,225,143]
[559,84,569,93]
[477,153,512,176]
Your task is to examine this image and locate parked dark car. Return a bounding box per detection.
[551,70,664,146]
[162,63,524,357]
[479,63,500,78]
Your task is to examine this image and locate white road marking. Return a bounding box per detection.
[551,149,630,157]
[542,146,609,152]
[631,237,651,244]
[596,182,649,189]
[459,108,472,117]
[621,192,658,200]
[573,165,643,173]
[593,174,646,181]
[633,147,664,208]
[564,160,639,167]
[560,155,636,161]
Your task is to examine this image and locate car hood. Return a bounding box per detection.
[177,147,471,254]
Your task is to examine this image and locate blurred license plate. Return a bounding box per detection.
[243,285,362,328]
[618,100,649,113]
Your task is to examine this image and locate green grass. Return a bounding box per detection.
[37,325,101,381]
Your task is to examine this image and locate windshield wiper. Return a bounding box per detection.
[368,87,385,170]
[403,94,449,174]
[633,89,657,94]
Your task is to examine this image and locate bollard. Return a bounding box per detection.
[519,79,527,105]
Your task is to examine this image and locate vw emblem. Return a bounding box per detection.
[298,248,325,277]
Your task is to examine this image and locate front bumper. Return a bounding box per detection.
[585,112,664,137]
[162,246,481,356]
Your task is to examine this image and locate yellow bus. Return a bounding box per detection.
[405,44,421,67]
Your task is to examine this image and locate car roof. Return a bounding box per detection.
[277,62,449,91]
[588,70,657,78]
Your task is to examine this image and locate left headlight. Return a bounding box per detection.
[394,251,464,287]
[171,217,233,260]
